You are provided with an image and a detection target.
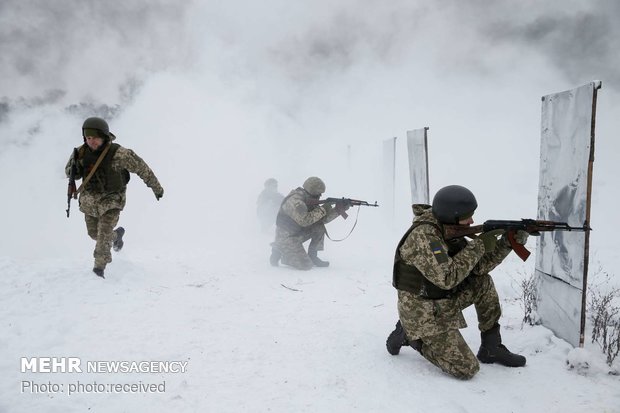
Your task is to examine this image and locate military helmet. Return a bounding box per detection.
[432,185,478,224]
[82,117,110,139]
[264,178,278,188]
[303,176,326,196]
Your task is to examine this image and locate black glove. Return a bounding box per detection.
[153,187,164,201]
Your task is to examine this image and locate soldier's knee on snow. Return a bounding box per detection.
[452,361,479,380]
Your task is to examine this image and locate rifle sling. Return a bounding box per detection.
[76,143,112,195]
[324,205,361,242]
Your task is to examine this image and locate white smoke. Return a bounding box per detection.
[0,0,618,268]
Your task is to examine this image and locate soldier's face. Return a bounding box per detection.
[458,216,474,225]
[85,136,104,150]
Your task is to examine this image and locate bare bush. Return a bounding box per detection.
[510,269,539,327]
[587,269,620,367]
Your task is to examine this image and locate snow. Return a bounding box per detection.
[1,223,619,412]
[1,1,620,412]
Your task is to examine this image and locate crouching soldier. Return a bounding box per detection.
[386,185,527,379]
[270,177,348,270]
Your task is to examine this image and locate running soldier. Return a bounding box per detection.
[65,117,164,278]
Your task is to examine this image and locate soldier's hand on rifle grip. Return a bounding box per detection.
[505,229,531,261]
[339,200,351,211]
[514,230,529,245]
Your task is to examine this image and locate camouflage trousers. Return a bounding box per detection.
[84,209,121,269]
[398,274,501,380]
[273,224,326,270]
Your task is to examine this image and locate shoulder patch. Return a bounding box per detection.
[429,240,448,264]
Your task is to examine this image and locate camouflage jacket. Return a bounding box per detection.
[257,188,284,217]
[275,187,340,235]
[65,141,163,217]
[397,204,512,338]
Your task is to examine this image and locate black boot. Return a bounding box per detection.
[477,324,526,367]
[308,249,329,267]
[93,267,105,278]
[386,320,410,355]
[270,248,281,266]
[113,227,125,252]
[386,320,423,355]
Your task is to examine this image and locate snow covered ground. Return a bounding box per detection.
[2,1,620,412]
[1,218,619,412]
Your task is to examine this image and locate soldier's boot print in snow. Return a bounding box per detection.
[477,324,526,367]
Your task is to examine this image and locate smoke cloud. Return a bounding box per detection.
[0,0,617,268]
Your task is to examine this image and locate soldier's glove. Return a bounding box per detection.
[153,187,164,201]
[478,229,505,253]
[513,229,529,245]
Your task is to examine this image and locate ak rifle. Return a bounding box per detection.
[66,148,79,217]
[311,197,379,219]
[443,219,591,261]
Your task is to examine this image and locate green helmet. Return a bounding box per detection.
[303,176,326,196]
[82,117,110,139]
[432,185,477,224]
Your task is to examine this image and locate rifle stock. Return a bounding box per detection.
[443,219,591,261]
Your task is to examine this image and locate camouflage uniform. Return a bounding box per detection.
[394,204,512,379]
[257,185,284,232]
[65,136,163,271]
[272,187,340,270]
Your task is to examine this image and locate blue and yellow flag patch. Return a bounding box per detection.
[429,240,448,264]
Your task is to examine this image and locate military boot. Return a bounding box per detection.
[270,247,281,267]
[386,320,410,355]
[113,227,125,252]
[93,267,105,278]
[477,324,526,367]
[308,249,329,267]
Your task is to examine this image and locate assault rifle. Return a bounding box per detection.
[310,197,379,219]
[443,219,591,261]
[66,148,79,218]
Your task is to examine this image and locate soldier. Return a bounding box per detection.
[256,178,284,232]
[270,177,349,270]
[385,185,528,379]
[65,117,164,278]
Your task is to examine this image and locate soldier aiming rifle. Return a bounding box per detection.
[270,177,378,270]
